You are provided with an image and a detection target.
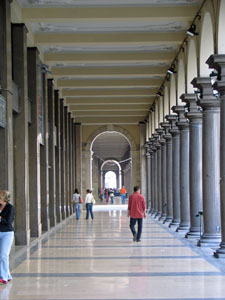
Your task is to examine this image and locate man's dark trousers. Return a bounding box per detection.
[130,218,143,241]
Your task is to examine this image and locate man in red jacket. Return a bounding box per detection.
[128,186,146,242]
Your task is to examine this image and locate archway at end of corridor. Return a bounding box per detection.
[104,171,117,189]
[91,131,132,202]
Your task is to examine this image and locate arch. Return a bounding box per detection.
[85,125,137,152]
[187,39,198,93]
[200,12,214,76]
[101,159,121,171]
[169,74,176,112]
[154,100,159,129]
[218,0,225,54]
[101,160,122,189]
[159,95,164,123]
[163,85,169,118]
[177,58,186,104]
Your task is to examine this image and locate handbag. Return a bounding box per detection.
[92,196,96,205]
[79,196,83,204]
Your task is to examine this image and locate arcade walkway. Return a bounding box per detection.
[3,206,225,300]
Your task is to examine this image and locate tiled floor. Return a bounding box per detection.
[3,204,225,300]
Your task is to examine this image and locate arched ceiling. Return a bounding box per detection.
[17,0,201,125]
[92,132,130,162]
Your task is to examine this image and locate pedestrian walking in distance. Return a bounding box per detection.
[127,186,146,242]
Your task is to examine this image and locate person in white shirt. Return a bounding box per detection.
[85,189,95,220]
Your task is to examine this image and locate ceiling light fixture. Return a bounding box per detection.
[186,24,198,37]
[167,65,176,75]
[156,90,163,97]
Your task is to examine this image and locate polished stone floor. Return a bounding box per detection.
[2,203,225,300]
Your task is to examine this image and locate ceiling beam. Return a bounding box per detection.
[35,32,184,44]
[52,66,167,76]
[69,104,150,110]
[57,78,162,87]
[62,88,158,96]
[45,52,175,62]
[22,6,198,21]
[65,96,154,105]
[71,116,144,124]
[71,110,146,116]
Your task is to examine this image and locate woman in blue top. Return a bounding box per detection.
[0,190,15,284]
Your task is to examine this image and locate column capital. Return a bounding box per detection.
[166,114,179,136]
[207,54,225,96]
[180,93,202,121]
[172,105,189,130]
[191,77,220,109]
[160,121,172,141]
[152,133,161,149]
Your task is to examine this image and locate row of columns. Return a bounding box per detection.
[145,54,225,258]
[0,1,79,246]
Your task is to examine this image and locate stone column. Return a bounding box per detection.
[12,24,30,245]
[155,130,163,219]
[139,122,147,200]
[148,141,155,213]
[60,99,66,219]
[161,122,173,224]
[64,107,69,217]
[158,128,167,221]
[182,94,203,238]
[173,105,190,233]
[166,114,180,228]
[48,79,56,226]
[153,133,161,218]
[149,139,156,215]
[75,123,82,193]
[27,47,42,237]
[151,137,158,216]
[146,149,151,210]
[192,77,221,246]
[0,0,13,194]
[54,90,61,223]
[68,115,73,215]
[40,71,49,233]
[207,55,225,256]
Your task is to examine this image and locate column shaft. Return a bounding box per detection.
[12,24,30,245]
[54,90,62,223]
[75,123,82,193]
[173,105,190,232]
[167,115,180,227]
[60,99,66,219]
[182,94,203,238]
[160,138,167,221]
[0,0,13,193]
[165,135,173,223]
[146,152,151,210]
[48,79,56,227]
[27,47,42,237]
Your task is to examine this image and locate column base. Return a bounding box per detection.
[185,226,201,238]
[176,224,189,233]
[197,233,221,247]
[155,212,161,218]
[214,243,225,258]
[169,221,180,228]
[185,230,201,239]
[163,217,172,224]
[159,214,166,222]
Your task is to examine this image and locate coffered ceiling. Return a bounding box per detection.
[17,0,201,125]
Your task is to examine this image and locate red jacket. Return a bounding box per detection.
[128,192,146,218]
